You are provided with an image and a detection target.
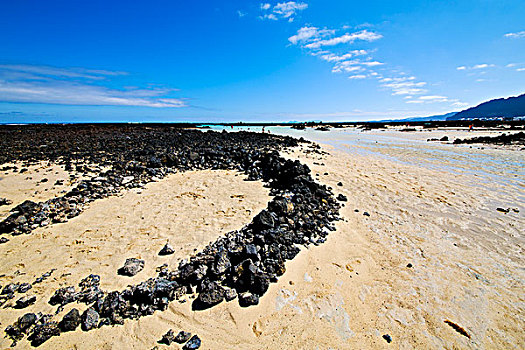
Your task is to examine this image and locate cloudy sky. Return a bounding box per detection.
[1,0,524,123]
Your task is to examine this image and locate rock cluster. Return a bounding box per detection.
[453,131,525,145]
[1,126,341,346]
[0,126,302,236]
[158,329,200,348]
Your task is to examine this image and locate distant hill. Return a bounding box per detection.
[379,112,457,122]
[447,93,525,120]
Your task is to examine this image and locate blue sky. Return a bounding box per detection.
[1,0,524,123]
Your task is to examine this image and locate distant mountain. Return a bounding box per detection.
[378,112,457,122]
[447,93,525,120]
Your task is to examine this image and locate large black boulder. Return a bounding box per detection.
[59,308,81,332]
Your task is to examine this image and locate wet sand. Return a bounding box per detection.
[0,128,523,349]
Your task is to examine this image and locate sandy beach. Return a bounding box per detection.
[0,127,523,349]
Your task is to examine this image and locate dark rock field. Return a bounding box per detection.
[0,124,341,347]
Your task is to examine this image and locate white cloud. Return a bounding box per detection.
[304,30,382,49]
[237,10,246,17]
[274,2,308,18]
[472,63,494,69]
[517,68,525,72]
[457,63,496,71]
[403,95,466,107]
[262,13,278,20]
[288,26,333,45]
[318,50,368,62]
[260,2,307,21]
[348,75,367,79]
[0,64,186,108]
[287,23,449,105]
[0,64,127,80]
[381,76,427,96]
[330,59,383,74]
[504,31,525,39]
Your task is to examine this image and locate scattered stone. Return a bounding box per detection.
[118,258,145,276]
[0,237,9,244]
[337,182,343,186]
[28,316,61,346]
[18,282,32,293]
[49,286,78,306]
[15,295,36,308]
[406,263,413,268]
[195,280,224,308]
[5,313,37,344]
[34,269,56,284]
[363,212,370,217]
[444,319,470,338]
[159,243,175,255]
[496,207,510,213]
[183,335,201,350]
[383,334,392,343]
[159,329,176,345]
[0,197,12,206]
[336,194,347,202]
[440,136,449,141]
[81,307,100,331]
[239,293,259,307]
[2,126,343,342]
[2,283,20,295]
[59,308,81,332]
[175,331,192,343]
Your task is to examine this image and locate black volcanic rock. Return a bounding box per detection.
[195,281,224,308]
[159,243,175,255]
[27,315,60,346]
[336,194,347,202]
[183,335,201,349]
[175,331,192,344]
[1,126,343,344]
[0,198,12,206]
[239,292,259,307]
[118,258,145,277]
[81,308,99,331]
[15,295,37,309]
[454,132,525,145]
[59,308,81,332]
[159,329,176,345]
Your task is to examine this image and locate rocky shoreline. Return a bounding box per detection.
[453,131,525,145]
[0,125,341,347]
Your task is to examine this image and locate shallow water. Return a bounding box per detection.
[266,127,525,209]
